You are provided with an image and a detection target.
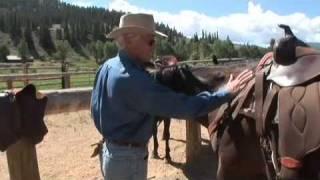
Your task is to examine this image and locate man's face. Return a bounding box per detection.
[127,33,156,63]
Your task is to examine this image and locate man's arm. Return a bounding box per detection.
[116,74,232,119]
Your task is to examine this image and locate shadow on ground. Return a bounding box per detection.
[169,143,218,180]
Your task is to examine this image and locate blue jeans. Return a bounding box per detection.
[99,141,148,180]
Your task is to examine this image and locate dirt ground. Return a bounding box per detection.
[0,110,218,180]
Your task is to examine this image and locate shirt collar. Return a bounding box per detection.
[119,50,145,71]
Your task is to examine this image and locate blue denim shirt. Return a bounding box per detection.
[91,50,232,144]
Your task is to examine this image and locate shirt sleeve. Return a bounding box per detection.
[115,71,233,119]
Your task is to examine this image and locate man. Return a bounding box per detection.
[91,13,253,180]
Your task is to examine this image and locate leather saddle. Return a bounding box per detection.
[257,25,320,167]
[0,84,48,151]
[268,24,320,87]
[267,47,320,86]
[209,24,320,165]
[0,92,21,151]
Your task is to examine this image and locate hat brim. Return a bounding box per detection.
[106,26,167,39]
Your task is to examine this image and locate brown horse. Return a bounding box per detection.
[205,25,320,180]
[150,56,227,162]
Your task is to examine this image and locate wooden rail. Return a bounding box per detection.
[0,67,97,72]
[0,71,95,81]
[178,57,257,65]
[0,71,96,90]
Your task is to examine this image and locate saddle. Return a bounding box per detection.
[0,92,21,151]
[267,47,320,86]
[0,84,48,151]
[255,60,320,170]
[256,25,320,169]
[209,25,320,169]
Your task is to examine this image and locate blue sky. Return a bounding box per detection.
[61,0,320,45]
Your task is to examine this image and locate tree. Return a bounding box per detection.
[212,39,237,59]
[225,36,238,58]
[212,39,227,58]
[0,45,10,62]
[173,39,189,61]
[55,40,69,63]
[155,39,175,57]
[39,25,55,54]
[238,44,250,58]
[190,41,199,60]
[104,41,117,60]
[24,22,39,58]
[90,40,105,64]
[199,41,211,59]
[18,38,29,60]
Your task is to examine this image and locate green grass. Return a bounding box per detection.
[0,59,99,91]
[0,73,96,91]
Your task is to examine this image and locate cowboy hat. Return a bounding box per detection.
[106,13,167,39]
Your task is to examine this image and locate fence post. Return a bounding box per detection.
[186,121,201,164]
[23,63,30,86]
[7,79,13,89]
[61,62,70,89]
[6,138,41,180]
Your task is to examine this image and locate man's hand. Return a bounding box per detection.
[225,69,253,95]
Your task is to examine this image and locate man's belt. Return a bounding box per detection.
[108,139,147,148]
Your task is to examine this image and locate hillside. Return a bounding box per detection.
[0,0,267,63]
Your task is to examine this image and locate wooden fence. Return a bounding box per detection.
[3,87,203,179]
[0,57,255,91]
[1,58,259,179]
[0,62,97,90]
[0,71,96,90]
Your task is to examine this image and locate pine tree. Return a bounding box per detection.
[0,45,10,62]
[18,38,29,60]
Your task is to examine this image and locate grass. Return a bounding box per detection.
[0,59,98,91]
[0,74,96,91]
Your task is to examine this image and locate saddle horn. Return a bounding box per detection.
[273,24,309,66]
[278,24,294,37]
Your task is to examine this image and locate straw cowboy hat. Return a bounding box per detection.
[107,13,167,39]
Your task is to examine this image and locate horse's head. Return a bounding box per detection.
[273,24,309,65]
[154,55,178,69]
[155,64,211,95]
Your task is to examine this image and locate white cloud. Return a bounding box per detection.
[107,0,320,46]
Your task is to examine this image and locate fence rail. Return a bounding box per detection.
[0,71,96,90]
[0,66,97,72]
[1,57,260,179]
[0,57,257,91]
[178,57,257,65]
[0,71,95,81]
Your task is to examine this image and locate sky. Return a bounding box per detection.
[61,0,320,46]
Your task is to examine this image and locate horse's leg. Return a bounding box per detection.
[152,118,160,159]
[163,118,172,163]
